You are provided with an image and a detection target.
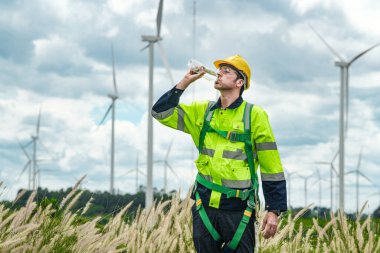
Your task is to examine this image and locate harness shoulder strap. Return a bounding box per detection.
[243,103,258,191]
[198,101,215,153]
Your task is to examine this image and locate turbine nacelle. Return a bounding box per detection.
[107,94,119,100]
[141,35,162,43]
[335,61,349,67]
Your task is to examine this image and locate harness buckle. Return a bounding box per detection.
[241,189,251,200]
[247,199,256,209]
[227,131,238,142]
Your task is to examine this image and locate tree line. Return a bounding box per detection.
[2,187,380,220]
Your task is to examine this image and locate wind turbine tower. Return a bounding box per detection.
[297,173,314,207]
[31,107,42,190]
[98,44,119,195]
[141,0,174,208]
[310,25,380,212]
[285,170,296,209]
[346,147,372,213]
[315,150,339,211]
[154,139,178,193]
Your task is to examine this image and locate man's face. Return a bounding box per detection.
[214,64,242,91]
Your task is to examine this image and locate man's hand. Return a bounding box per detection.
[261,211,279,239]
[176,69,206,90]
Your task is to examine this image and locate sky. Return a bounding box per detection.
[0,0,380,213]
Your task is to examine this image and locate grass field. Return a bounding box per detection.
[1,181,380,252]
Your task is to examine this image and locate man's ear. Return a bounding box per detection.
[235,79,244,89]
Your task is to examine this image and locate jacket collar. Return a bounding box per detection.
[210,96,243,111]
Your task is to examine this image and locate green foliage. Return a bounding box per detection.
[373,206,380,218]
[3,187,174,220]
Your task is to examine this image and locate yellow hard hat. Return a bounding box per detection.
[214,54,251,90]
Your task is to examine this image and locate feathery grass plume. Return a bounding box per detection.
[64,190,84,215]
[312,217,326,239]
[12,189,27,206]
[59,174,86,209]
[0,182,4,197]
[0,212,17,232]
[81,196,94,215]
[104,201,133,235]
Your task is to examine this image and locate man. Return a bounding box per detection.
[152,55,287,252]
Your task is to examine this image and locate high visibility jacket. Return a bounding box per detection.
[152,87,287,211]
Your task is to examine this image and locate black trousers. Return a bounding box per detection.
[192,204,255,253]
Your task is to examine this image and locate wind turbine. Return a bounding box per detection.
[285,169,296,210]
[309,24,380,212]
[312,168,327,216]
[314,150,339,211]
[297,173,314,207]
[98,44,119,195]
[31,107,42,190]
[154,139,178,193]
[123,153,146,193]
[345,147,372,213]
[141,0,174,208]
[20,107,42,190]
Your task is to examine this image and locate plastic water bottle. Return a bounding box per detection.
[188,59,217,81]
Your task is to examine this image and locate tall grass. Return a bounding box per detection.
[1,182,379,253]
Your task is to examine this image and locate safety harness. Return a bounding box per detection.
[194,101,259,252]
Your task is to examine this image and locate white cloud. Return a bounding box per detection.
[107,0,141,16]
[291,0,333,15]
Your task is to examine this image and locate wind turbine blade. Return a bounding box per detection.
[24,139,33,147]
[17,139,31,160]
[38,139,56,161]
[308,24,345,62]
[311,179,319,186]
[124,168,135,176]
[358,171,372,183]
[331,164,339,176]
[357,147,363,171]
[349,42,380,65]
[98,104,113,126]
[314,162,330,165]
[39,168,55,172]
[156,0,164,37]
[17,160,31,181]
[345,170,355,175]
[137,169,146,176]
[35,164,42,174]
[111,43,118,96]
[36,106,42,136]
[140,43,150,52]
[167,163,178,179]
[332,149,339,162]
[165,139,174,161]
[157,42,175,85]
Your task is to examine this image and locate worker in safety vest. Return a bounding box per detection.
[152,55,287,253]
